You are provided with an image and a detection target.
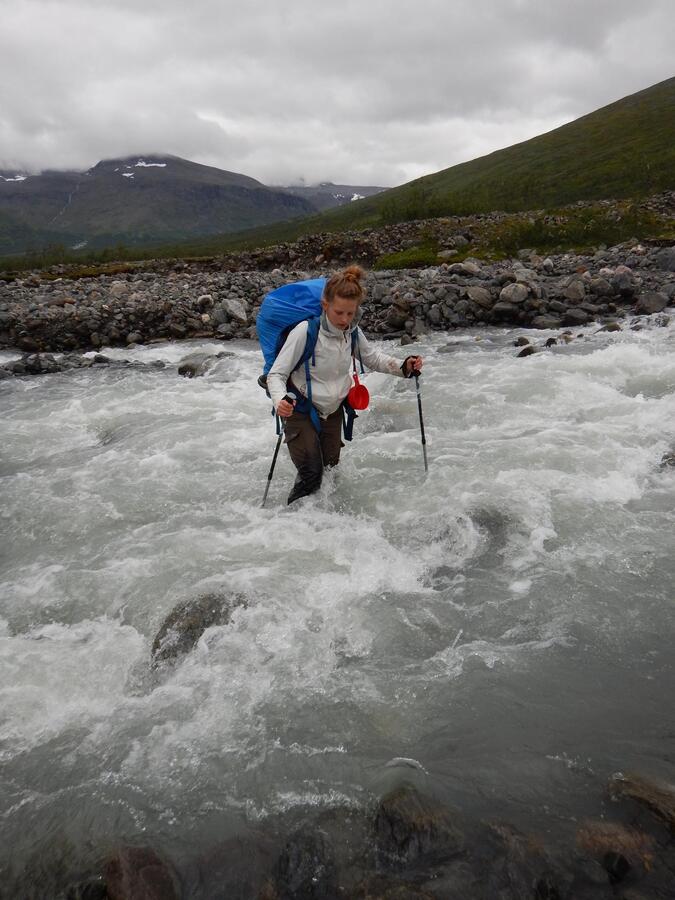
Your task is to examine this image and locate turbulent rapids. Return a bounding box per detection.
[1,316,674,896]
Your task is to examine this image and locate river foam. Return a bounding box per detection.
[1,318,674,888]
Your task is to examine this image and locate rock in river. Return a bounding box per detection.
[374,784,464,869]
[151,592,248,666]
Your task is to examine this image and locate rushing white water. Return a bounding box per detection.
[1,317,674,889]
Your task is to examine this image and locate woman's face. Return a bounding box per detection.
[322,294,359,331]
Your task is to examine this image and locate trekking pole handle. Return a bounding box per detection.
[277,392,297,417]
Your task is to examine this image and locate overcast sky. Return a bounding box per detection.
[1,0,672,186]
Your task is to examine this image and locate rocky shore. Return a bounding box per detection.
[0,241,673,362]
[63,775,675,900]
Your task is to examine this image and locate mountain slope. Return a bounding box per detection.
[0,155,316,254]
[210,75,675,247]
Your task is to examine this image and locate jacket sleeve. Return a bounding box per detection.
[266,320,309,409]
[356,329,407,377]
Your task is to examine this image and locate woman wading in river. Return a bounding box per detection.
[266,265,423,504]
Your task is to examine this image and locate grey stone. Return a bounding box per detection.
[562,308,589,326]
[491,301,519,319]
[589,277,612,296]
[177,352,217,378]
[499,282,529,305]
[611,266,638,298]
[221,296,248,324]
[428,305,442,325]
[635,291,668,315]
[151,592,247,666]
[466,286,493,309]
[654,246,675,271]
[108,281,130,299]
[530,316,562,329]
[548,300,568,314]
[564,278,586,302]
[449,261,481,277]
[126,331,142,344]
[386,303,409,329]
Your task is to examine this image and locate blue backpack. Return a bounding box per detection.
[257,277,361,436]
[257,277,327,378]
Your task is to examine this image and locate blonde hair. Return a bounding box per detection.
[323,265,366,305]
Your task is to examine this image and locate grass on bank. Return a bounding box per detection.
[372,203,672,269]
[1,202,672,280]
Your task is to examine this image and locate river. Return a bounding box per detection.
[1,317,674,895]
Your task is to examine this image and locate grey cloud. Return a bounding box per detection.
[0,0,672,185]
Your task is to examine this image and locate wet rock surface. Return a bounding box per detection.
[259,828,339,899]
[151,591,248,666]
[104,846,180,900]
[176,349,233,378]
[374,784,464,869]
[0,351,167,377]
[609,773,675,830]
[55,770,675,899]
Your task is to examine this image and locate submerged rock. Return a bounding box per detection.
[104,846,180,900]
[374,784,464,869]
[609,773,675,830]
[176,350,232,378]
[350,875,436,898]
[259,828,338,900]
[65,879,107,900]
[577,820,654,874]
[517,345,537,357]
[151,592,247,666]
[659,450,675,469]
[481,822,583,900]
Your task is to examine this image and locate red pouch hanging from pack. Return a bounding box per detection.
[347,370,369,410]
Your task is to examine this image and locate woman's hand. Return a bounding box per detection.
[403,356,424,377]
[277,397,296,417]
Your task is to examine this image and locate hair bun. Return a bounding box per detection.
[343,264,364,281]
[323,264,367,305]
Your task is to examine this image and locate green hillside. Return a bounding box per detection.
[186,75,675,252]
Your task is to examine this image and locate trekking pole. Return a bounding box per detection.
[261,427,284,508]
[414,374,428,473]
[261,394,294,508]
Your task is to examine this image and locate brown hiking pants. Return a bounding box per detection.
[283,406,344,504]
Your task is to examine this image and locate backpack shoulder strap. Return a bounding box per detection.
[291,315,321,372]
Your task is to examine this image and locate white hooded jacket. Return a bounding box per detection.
[267,312,407,418]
